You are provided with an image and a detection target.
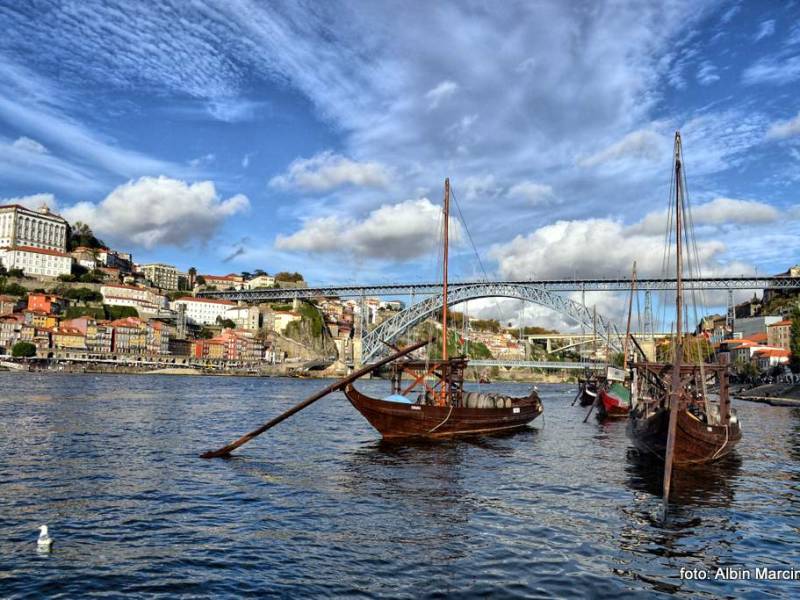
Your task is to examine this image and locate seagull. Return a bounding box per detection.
[37,525,53,552]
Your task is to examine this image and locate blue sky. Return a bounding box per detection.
[0,1,799,326]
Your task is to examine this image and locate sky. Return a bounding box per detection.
[0,0,799,330]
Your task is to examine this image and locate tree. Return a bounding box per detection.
[188,267,197,288]
[196,275,207,286]
[274,271,304,283]
[790,306,800,374]
[11,341,36,358]
[67,221,106,251]
[216,317,236,329]
[3,283,27,297]
[7,268,24,278]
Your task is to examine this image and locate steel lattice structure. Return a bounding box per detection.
[360,283,623,363]
[198,276,800,302]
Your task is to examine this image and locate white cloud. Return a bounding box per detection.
[488,217,749,282]
[629,197,780,235]
[507,181,555,205]
[0,192,59,212]
[12,136,48,154]
[275,197,461,260]
[754,19,776,42]
[425,80,458,110]
[743,55,800,85]
[269,151,390,192]
[579,129,665,168]
[63,176,249,248]
[766,112,800,140]
[696,61,720,85]
[459,174,502,203]
[188,153,215,168]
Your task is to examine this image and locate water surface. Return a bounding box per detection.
[0,374,798,597]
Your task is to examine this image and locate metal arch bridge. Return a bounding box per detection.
[469,360,604,370]
[197,276,800,302]
[360,282,624,363]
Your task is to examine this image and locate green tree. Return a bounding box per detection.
[68,221,106,251]
[7,268,24,278]
[196,275,207,286]
[274,271,304,283]
[11,342,36,357]
[790,306,800,374]
[197,326,214,339]
[216,317,236,329]
[3,283,27,297]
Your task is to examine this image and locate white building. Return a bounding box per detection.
[0,204,68,251]
[171,297,236,325]
[225,305,261,330]
[0,246,72,278]
[245,274,275,289]
[101,284,168,316]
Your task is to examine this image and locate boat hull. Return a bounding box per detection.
[344,385,543,439]
[627,407,741,467]
[597,386,630,419]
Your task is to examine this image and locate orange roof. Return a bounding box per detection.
[753,349,790,357]
[768,320,792,327]
[2,245,69,257]
[750,332,768,343]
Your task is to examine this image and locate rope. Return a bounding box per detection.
[428,403,454,434]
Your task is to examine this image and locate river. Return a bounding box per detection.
[0,373,798,598]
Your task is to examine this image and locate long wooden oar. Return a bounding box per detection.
[662,345,684,517]
[583,392,599,422]
[201,339,429,459]
[571,385,582,406]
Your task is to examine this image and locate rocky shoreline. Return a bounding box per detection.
[732,383,800,407]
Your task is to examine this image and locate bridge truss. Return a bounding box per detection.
[198,276,800,303]
[360,283,624,363]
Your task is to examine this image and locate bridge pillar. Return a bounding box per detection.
[352,337,363,368]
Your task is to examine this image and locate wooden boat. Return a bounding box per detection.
[627,132,741,502]
[577,377,598,406]
[597,381,630,419]
[344,179,543,439]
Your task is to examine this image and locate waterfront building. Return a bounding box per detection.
[53,327,87,351]
[0,314,23,351]
[192,338,225,360]
[0,204,68,252]
[139,263,179,290]
[147,320,171,355]
[0,246,72,278]
[225,305,261,330]
[767,319,792,352]
[60,316,114,356]
[217,328,263,361]
[101,284,167,316]
[171,297,236,325]
[245,274,275,289]
[109,317,148,355]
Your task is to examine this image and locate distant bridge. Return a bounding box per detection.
[469,360,604,370]
[360,283,624,363]
[198,276,800,302]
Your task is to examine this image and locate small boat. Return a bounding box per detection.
[597,381,630,419]
[577,376,598,406]
[344,179,543,439]
[627,132,741,504]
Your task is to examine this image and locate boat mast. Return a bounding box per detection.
[441,178,450,403]
[622,261,637,371]
[663,131,684,512]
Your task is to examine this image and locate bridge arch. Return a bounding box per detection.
[361,283,622,362]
